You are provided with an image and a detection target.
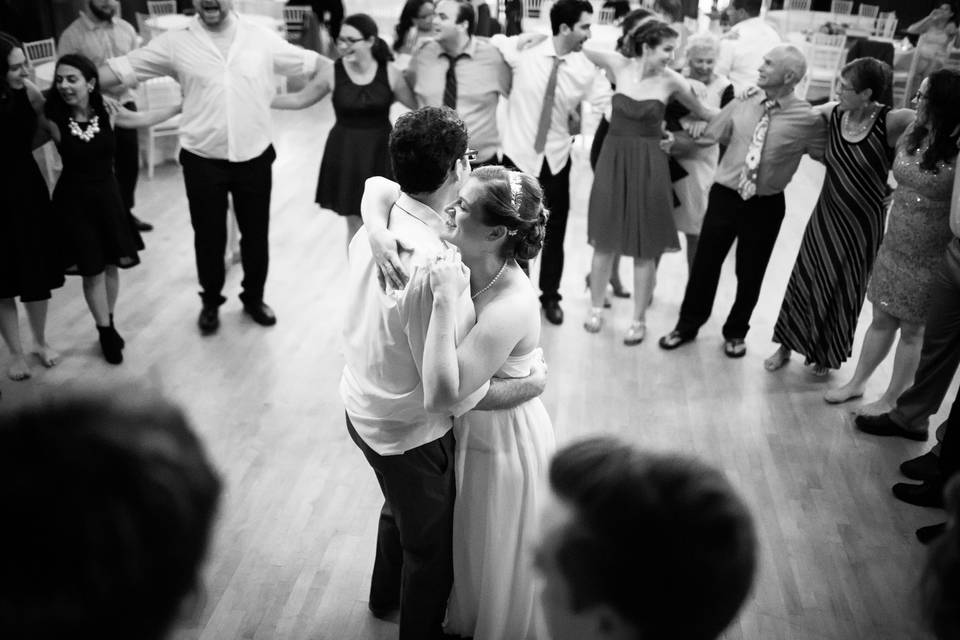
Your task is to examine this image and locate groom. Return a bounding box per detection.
[341,106,547,640]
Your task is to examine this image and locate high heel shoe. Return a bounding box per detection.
[584,274,612,308]
[623,321,645,346]
[583,307,604,333]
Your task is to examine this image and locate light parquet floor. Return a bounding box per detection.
[3,96,957,639]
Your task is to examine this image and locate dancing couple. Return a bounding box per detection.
[340,106,556,640]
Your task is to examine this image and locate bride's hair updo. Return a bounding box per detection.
[469,166,548,261]
[627,19,678,58]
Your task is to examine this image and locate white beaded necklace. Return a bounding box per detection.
[68,115,100,142]
[841,104,879,138]
[471,259,508,300]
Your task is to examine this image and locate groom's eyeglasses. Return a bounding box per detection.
[464,148,478,162]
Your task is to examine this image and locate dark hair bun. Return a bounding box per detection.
[513,175,548,261]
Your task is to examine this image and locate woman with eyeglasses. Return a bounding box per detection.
[825,69,960,414]
[764,57,915,378]
[272,13,416,249]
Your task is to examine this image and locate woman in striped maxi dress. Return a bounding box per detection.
[764,58,915,376]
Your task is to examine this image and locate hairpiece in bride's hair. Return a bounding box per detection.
[508,171,524,211]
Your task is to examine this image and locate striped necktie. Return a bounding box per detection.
[737,99,777,200]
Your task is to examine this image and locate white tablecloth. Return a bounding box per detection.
[766,9,877,37]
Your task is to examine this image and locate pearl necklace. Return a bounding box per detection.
[68,115,100,142]
[471,259,508,300]
[841,105,879,138]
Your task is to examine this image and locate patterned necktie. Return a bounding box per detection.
[534,56,563,154]
[442,53,467,109]
[737,99,777,200]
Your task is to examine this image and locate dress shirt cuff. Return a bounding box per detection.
[106,56,138,89]
[450,379,490,417]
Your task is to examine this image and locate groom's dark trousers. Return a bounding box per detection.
[346,413,455,640]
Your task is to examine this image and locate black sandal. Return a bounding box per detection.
[658,330,694,350]
[723,338,746,359]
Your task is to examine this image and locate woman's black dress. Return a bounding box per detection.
[315,59,393,218]
[51,102,142,276]
[0,88,64,301]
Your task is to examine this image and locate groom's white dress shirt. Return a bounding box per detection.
[340,193,489,456]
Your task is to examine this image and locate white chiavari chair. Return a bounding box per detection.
[875,11,897,39]
[146,0,177,17]
[830,0,853,21]
[523,0,544,19]
[802,33,846,99]
[282,6,311,43]
[138,77,182,179]
[22,38,55,66]
[783,0,812,34]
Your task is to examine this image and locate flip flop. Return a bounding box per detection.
[723,338,746,358]
[658,330,695,350]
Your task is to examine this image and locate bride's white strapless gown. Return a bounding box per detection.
[445,348,557,640]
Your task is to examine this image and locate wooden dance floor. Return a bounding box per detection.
[3,100,956,639]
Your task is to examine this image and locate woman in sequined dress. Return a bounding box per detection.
[825,70,960,415]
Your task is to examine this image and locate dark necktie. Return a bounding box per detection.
[534,56,563,154]
[442,53,468,109]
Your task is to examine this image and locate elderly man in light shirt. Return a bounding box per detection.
[658,45,826,358]
[344,107,546,640]
[406,0,511,167]
[59,0,153,233]
[715,0,782,91]
[97,0,322,335]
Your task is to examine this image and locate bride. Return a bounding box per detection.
[366,166,555,639]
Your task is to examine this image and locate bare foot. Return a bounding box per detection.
[824,382,864,404]
[855,399,894,416]
[34,344,60,368]
[764,346,790,371]
[7,355,31,381]
[810,364,831,377]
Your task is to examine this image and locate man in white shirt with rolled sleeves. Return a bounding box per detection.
[98,0,322,335]
[715,0,782,92]
[494,0,611,326]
